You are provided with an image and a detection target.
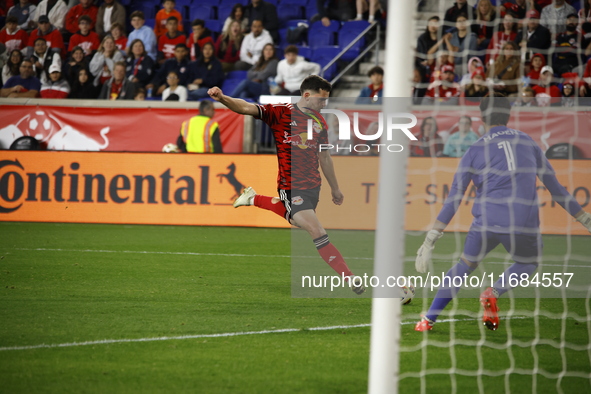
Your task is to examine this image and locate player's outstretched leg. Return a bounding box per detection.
[234,187,290,220]
[414,259,474,331]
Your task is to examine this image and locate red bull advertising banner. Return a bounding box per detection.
[0,152,588,235]
[0,104,244,152]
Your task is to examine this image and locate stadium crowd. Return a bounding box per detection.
[0,0,386,101]
[415,0,591,107]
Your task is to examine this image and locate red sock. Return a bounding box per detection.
[254,195,287,219]
[314,235,353,278]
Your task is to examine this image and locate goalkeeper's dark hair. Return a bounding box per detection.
[300,75,332,94]
[479,94,511,126]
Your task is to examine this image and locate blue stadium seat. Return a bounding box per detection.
[310,20,340,32]
[205,19,223,35]
[175,0,192,6]
[340,20,370,33]
[277,4,303,24]
[220,0,247,6]
[226,70,248,80]
[304,2,318,20]
[144,18,156,29]
[311,46,340,80]
[197,0,221,5]
[285,19,308,28]
[296,46,311,60]
[190,5,216,20]
[139,4,157,19]
[221,78,243,94]
[217,5,234,21]
[307,26,335,49]
[338,29,366,61]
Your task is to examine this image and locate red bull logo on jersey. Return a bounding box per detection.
[282,131,318,150]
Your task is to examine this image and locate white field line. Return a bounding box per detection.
[8,248,591,267]
[0,318,485,352]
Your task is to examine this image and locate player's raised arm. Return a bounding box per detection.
[207,87,259,117]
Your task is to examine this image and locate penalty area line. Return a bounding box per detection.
[0,318,485,352]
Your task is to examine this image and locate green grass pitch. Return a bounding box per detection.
[1,222,589,393]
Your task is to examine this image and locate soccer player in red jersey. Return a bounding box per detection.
[208,75,365,295]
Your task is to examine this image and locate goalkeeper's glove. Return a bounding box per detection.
[415,230,443,273]
[576,211,591,234]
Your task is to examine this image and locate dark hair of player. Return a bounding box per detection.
[480,94,511,126]
[300,75,332,94]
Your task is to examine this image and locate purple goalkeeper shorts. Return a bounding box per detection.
[463,230,543,265]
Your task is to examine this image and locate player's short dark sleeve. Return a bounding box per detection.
[212,127,223,153]
[255,103,282,126]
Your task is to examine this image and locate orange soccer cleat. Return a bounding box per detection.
[480,287,500,331]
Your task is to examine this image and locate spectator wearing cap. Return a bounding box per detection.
[422,64,460,105]
[126,11,157,62]
[7,0,37,32]
[532,65,561,99]
[0,16,29,52]
[96,0,126,37]
[514,10,551,60]
[40,62,70,98]
[272,45,320,96]
[560,78,577,106]
[429,51,455,83]
[526,53,546,86]
[443,0,473,33]
[26,14,65,58]
[540,0,576,37]
[461,67,489,103]
[356,65,383,104]
[0,58,41,98]
[32,0,68,31]
[553,13,590,76]
[68,15,100,57]
[65,0,98,35]
[31,37,62,84]
[487,40,521,95]
[147,43,191,96]
[443,13,478,76]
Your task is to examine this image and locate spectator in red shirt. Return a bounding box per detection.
[154,0,184,39]
[40,63,70,98]
[423,64,460,105]
[0,15,29,52]
[486,12,517,65]
[526,53,545,86]
[65,0,98,34]
[26,14,64,58]
[110,22,127,53]
[68,15,100,57]
[215,20,244,72]
[158,16,186,65]
[187,19,214,61]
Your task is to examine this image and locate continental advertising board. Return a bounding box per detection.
[0,152,589,235]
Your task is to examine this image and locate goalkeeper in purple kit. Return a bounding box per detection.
[414,96,591,332]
